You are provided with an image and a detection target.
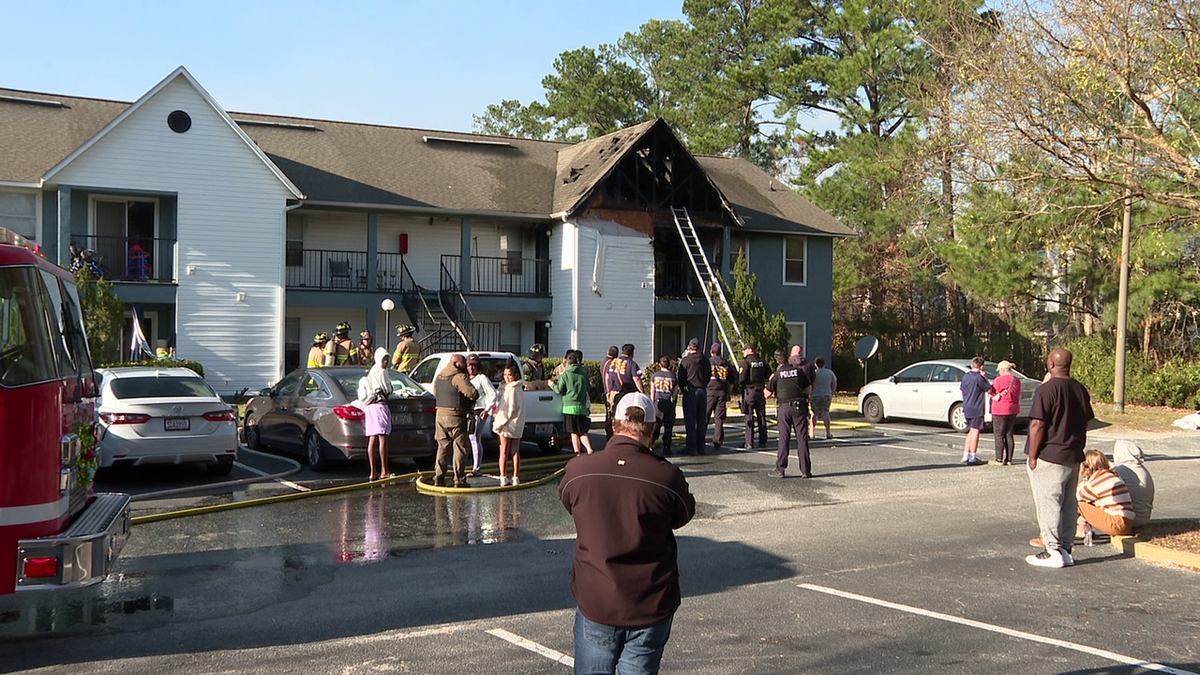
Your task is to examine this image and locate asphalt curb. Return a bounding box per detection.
[1110,535,1200,570]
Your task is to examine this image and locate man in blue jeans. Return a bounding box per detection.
[560,393,696,674]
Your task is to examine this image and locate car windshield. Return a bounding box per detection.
[109,375,218,399]
[331,370,427,398]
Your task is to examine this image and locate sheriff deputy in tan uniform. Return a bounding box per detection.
[324,321,356,366]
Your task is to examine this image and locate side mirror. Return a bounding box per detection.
[259,388,274,397]
[888,376,896,383]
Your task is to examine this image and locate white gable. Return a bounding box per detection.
[49,72,299,394]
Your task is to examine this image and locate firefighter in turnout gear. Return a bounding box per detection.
[356,330,375,368]
[324,321,356,366]
[393,325,420,373]
[308,333,330,368]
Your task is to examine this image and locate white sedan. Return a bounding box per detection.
[96,367,238,475]
[857,359,1040,432]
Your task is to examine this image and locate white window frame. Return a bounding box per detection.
[0,189,41,242]
[730,234,750,270]
[89,196,160,239]
[655,321,686,360]
[786,322,807,355]
[782,235,807,286]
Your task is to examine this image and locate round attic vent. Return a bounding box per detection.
[167,110,192,133]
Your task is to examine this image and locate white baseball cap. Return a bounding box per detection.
[613,393,657,423]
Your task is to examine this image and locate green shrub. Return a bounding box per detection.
[1061,337,1200,408]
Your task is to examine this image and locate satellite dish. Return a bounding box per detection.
[854,336,879,360]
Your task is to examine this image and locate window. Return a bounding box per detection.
[286,218,305,267]
[731,235,749,268]
[894,364,934,384]
[783,236,806,285]
[930,365,963,383]
[786,322,806,354]
[0,191,37,239]
[0,268,61,386]
[92,198,157,280]
[410,358,439,385]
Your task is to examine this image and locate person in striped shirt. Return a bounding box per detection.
[1076,449,1135,537]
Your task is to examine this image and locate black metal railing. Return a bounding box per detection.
[440,254,550,296]
[284,249,418,292]
[655,259,703,299]
[286,249,369,290]
[71,235,175,283]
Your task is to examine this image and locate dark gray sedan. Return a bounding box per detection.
[244,367,436,471]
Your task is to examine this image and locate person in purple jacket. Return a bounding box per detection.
[960,356,994,466]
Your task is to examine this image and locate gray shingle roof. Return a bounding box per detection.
[0,84,853,236]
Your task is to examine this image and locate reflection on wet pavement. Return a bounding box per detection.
[0,476,576,640]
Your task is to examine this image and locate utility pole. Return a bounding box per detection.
[1113,190,1132,414]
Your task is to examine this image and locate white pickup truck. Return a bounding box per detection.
[408,351,564,452]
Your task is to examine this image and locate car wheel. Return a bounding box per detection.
[207,457,234,476]
[243,419,263,451]
[862,395,885,424]
[305,429,331,471]
[949,403,968,433]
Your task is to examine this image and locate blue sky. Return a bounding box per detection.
[2,0,684,133]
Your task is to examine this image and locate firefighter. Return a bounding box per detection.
[324,321,356,366]
[522,343,548,390]
[356,330,375,367]
[308,333,330,368]
[393,325,420,373]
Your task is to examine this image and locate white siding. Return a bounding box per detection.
[298,211,368,251]
[52,77,294,394]
[549,219,654,360]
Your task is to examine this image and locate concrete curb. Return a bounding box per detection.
[1110,535,1200,570]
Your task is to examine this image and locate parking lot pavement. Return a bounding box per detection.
[2,423,1197,674]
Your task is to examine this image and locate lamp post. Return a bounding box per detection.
[381,298,395,352]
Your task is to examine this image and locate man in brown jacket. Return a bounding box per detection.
[559,393,695,674]
[433,354,478,487]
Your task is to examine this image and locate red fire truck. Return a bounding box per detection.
[0,227,131,595]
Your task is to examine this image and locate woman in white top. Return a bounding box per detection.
[359,347,394,480]
[465,354,498,476]
[492,364,526,486]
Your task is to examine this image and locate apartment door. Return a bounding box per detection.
[656,322,685,361]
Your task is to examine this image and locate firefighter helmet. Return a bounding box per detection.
[313,332,329,344]
[360,330,372,340]
[336,321,351,334]
[396,324,416,337]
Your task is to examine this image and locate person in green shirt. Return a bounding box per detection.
[551,350,595,456]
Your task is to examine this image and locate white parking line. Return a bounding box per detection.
[233,462,311,492]
[486,628,574,668]
[798,583,1198,675]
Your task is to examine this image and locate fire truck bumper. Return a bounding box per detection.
[15,493,132,592]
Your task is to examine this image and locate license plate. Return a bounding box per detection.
[535,423,555,436]
[164,417,190,431]
[391,412,413,426]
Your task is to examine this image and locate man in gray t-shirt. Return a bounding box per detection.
[809,356,837,440]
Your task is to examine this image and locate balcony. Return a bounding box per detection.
[71,235,176,283]
[285,249,414,292]
[440,254,550,296]
[655,260,702,299]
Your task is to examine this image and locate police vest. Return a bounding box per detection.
[773,365,810,403]
[434,373,472,412]
[742,357,769,386]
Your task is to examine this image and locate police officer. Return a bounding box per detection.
[706,342,738,452]
[676,338,712,455]
[308,333,329,368]
[609,343,644,407]
[601,345,620,437]
[325,321,356,366]
[766,348,813,478]
[433,354,478,487]
[649,355,679,457]
[739,343,770,450]
[393,325,420,373]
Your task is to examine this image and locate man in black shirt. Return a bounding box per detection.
[765,348,812,478]
[676,338,712,455]
[706,342,738,452]
[1026,348,1094,568]
[739,344,770,450]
